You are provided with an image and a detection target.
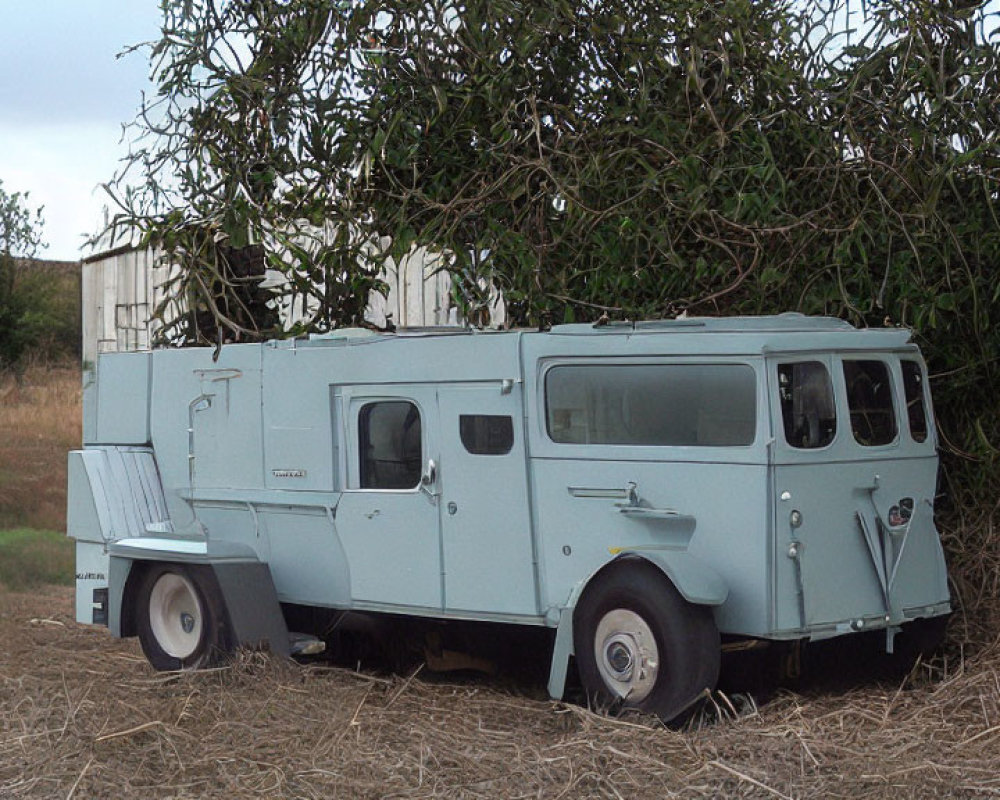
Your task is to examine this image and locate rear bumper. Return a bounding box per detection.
[765,599,952,642]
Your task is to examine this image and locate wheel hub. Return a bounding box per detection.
[605,638,635,678]
[593,609,660,702]
[148,573,203,660]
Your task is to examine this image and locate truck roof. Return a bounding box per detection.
[550,313,855,335]
[284,313,914,356]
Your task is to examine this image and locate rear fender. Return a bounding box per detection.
[109,537,290,657]
[547,551,727,699]
[610,550,729,607]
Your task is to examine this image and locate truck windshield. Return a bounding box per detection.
[546,363,756,446]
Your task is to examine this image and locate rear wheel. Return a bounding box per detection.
[136,565,231,670]
[574,561,720,722]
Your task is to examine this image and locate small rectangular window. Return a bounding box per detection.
[460,415,514,455]
[358,401,422,489]
[545,363,756,446]
[901,361,929,443]
[778,362,837,449]
[844,360,897,446]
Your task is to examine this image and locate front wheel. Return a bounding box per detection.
[136,565,231,670]
[574,561,720,722]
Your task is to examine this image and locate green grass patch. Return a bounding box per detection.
[0,528,74,590]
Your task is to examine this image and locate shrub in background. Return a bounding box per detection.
[0,180,47,371]
[0,180,80,370]
[106,0,1000,634]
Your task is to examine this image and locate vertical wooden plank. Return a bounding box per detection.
[117,252,134,351]
[488,281,507,329]
[383,258,400,329]
[424,252,437,325]
[433,254,453,325]
[81,260,99,366]
[137,249,149,349]
[365,272,387,328]
[149,249,164,345]
[102,255,117,353]
[403,251,422,327]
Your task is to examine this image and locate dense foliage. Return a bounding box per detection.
[112,1,999,524]
[0,180,49,370]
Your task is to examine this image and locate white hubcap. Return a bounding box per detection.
[149,573,203,659]
[594,609,660,702]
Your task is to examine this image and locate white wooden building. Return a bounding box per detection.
[81,243,504,366]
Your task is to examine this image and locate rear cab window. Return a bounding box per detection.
[901,360,929,443]
[777,361,836,449]
[776,354,932,453]
[843,359,897,447]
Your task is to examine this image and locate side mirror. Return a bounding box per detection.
[421,459,437,487]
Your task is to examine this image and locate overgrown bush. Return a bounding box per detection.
[109,1,1000,630]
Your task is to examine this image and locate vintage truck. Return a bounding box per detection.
[68,314,951,721]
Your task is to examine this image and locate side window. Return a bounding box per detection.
[901,360,929,443]
[843,360,897,446]
[358,401,422,489]
[777,362,836,449]
[460,415,514,455]
[545,363,756,446]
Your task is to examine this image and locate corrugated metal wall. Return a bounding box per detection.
[82,246,504,361]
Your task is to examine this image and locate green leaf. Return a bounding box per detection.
[936,293,956,312]
[391,225,417,263]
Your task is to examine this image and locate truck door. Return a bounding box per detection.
[335,386,443,610]
[769,355,947,633]
[437,384,537,616]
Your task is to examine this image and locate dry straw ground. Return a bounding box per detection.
[2,587,999,799]
[2,365,1000,798]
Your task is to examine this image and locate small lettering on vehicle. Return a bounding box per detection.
[75,572,106,581]
[272,469,307,478]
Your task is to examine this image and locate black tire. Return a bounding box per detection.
[135,564,232,671]
[574,560,720,722]
[885,614,949,673]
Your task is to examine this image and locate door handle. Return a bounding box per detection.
[419,458,439,501]
[613,482,641,509]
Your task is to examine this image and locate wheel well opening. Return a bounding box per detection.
[119,559,149,638]
[578,555,674,610]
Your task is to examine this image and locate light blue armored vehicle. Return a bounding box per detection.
[68,314,951,720]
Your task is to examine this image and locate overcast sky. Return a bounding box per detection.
[3,2,998,261]
[0,1,160,260]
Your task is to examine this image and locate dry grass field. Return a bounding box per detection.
[0,364,81,532]
[1,364,999,798]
